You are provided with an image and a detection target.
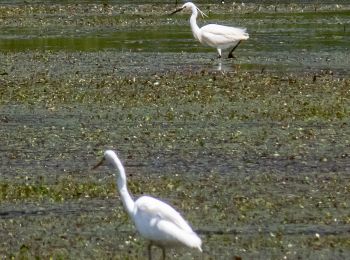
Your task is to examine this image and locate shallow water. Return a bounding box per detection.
[0,4,349,75]
[0,2,350,259]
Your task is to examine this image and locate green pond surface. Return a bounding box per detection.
[0,2,350,259]
[1,5,349,75]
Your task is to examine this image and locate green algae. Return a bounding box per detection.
[1,2,350,259]
[1,69,350,258]
[1,69,349,121]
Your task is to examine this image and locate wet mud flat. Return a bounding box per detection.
[1,2,350,259]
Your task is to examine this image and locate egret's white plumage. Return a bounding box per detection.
[172,2,249,58]
[93,150,202,260]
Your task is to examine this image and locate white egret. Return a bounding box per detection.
[93,150,202,260]
[171,2,249,58]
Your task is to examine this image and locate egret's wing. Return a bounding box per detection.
[202,24,249,38]
[201,24,249,45]
[135,196,194,233]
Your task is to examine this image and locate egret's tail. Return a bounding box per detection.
[185,232,202,252]
[241,28,249,40]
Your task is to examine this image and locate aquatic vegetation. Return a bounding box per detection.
[0,2,350,259]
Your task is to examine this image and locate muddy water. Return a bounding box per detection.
[0,2,350,259]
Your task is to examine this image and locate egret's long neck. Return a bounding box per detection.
[113,156,135,218]
[190,7,201,41]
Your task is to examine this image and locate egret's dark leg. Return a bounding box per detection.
[228,40,242,58]
[162,247,166,260]
[148,243,153,260]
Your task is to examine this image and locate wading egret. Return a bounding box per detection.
[93,150,202,260]
[171,2,249,58]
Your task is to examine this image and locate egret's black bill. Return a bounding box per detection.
[170,7,184,15]
[92,158,104,170]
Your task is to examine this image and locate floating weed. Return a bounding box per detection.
[1,3,350,258]
[0,176,115,202]
[1,71,349,122]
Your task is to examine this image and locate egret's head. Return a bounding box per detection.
[171,2,207,18]
[93,150,118,170]
[181,2,196,11]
